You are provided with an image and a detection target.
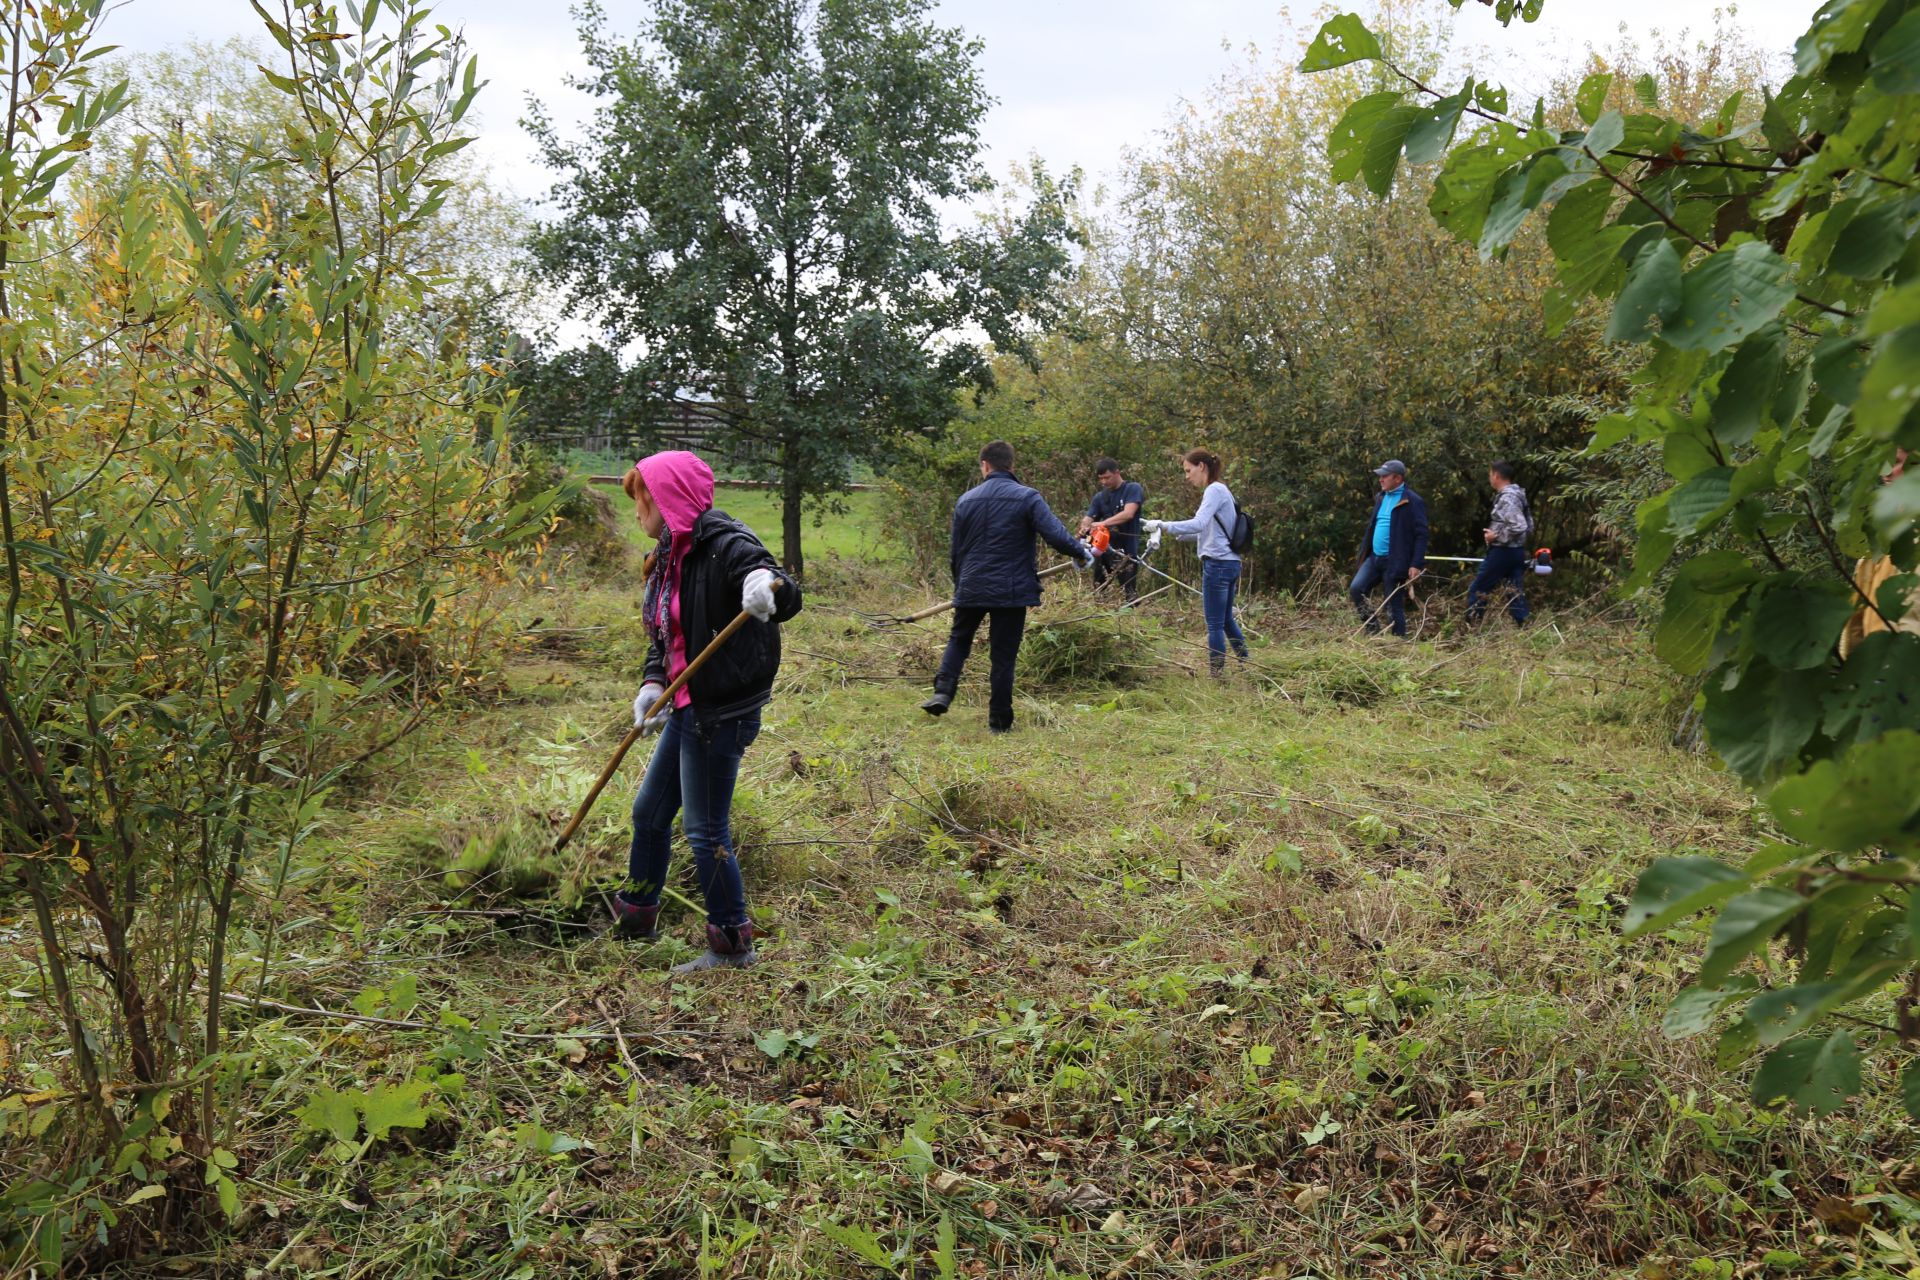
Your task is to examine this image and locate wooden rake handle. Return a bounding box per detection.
[552,578,780,853]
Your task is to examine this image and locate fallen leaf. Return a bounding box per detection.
[1292,1184,1333,1212]
[931,1170,966,1196]
[540,1186,565,1218]
[1100,1209,1127,1234]
[1038,1183,1116,1217]
[1812,1195,1870,1234]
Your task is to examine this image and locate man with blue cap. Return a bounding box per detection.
[1349,459,1428,638]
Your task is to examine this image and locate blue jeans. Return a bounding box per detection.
[1349,554,1408,636]
[1467,544,1530,624]
[1201,557,1249,671]
[627,706,760,929]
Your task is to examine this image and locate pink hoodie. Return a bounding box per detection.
[636,451,716,709]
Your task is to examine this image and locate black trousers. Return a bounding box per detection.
[1092,549,1138,600]
[934,605,1028,729]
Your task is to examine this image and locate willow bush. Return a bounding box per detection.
[0,1,548,1263]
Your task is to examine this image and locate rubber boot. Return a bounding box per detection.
[671,921,757,974]
[921,689,953,716]
[610,891,660,942]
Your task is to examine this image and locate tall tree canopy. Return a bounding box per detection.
[527,0,1078,575]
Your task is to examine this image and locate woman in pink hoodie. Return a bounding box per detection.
[614,451,802,972]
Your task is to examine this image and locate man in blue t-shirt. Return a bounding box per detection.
[1077,458,1145,600]
[1349,458,1429,637]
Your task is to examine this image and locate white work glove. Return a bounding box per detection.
[1145,528,1163,555]
[1139,519,1164,534]
[1075,542,1096,570]
[742,568,778,621]
[633,682,666,732]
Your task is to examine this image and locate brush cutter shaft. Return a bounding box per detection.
[879,560,1075,627]
[553,580,780,853]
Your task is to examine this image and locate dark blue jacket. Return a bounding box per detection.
[950,470,1084,608]
[1357,485,1430,583]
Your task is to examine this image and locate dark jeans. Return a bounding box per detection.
[1349,553,1409,636]
[628,705,761,928]
[1092,548,1139,600]
[1201,557,1249,672]
[1467,544,1531,624]
[934,605,1027,729]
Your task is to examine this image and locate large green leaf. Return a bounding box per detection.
[1712,326,1786,446]
[1625,855,1748,936]
[1299,14,1383,71]
[1856,326,1920,436]
[1748,577,1856,670]
[1770,731,1920,851]
[1328,92,1410,187]
[1607,238,1683,342]
[1742,982,1849,1048]
[1362,106,1422,197]
[297,1088,360,1143]
[357,1079,433,1141]
[1702,662,1823,783]
[1697,888,1806,986]
[1404,83,1470,165]
[1870,6,1920,93]
[1665,466,1736,535]
[1662,980,1757,1037]
[1825,632,1920,745]
[1828,199,1910,279]
[1750,1032,1860,1116]
[1664,242,1798,353]
[1574,72,1613,124]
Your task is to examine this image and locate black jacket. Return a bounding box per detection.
[1355,485,1431,583]
[642,509,802,730]
[949,470,1084,608]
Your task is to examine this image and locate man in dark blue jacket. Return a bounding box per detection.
[923,441,1092,732]
[1349,459,1429,638]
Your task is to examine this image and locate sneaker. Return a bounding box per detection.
[610,891,660,942]
[920,690,952,716]
[671,922,757,974]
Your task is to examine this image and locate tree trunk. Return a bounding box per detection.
[780,432,804,579]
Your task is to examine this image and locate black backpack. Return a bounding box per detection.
[1213,496,1255,556]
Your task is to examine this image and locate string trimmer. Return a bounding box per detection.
[860,559,1079,629]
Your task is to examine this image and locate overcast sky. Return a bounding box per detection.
[102,0,1813,205]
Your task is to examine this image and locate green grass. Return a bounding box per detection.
[10,504,1914,1278]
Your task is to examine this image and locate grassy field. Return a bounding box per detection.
[11,516,1913,1278]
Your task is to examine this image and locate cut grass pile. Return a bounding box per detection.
[8,554,1916,1279]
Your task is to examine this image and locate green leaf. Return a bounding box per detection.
[1867,279,1920,336]
[1663,980,1758,1037]
[1712,326,1786,446]
[1704,662,1824,784]
[1828,199,1909,279]
[297,1088,360,1144]
[1856,327,1920,437]
[1327,92,1406,186]
[1664,242,1798,354]
[755,1028,791,1059]
[1665,467,1735,535]
[215,1175,240,1218]
[357,1079,432,1141]
[1824,632,1920,745]
[819,1220,896,1269]
[1607,238,1683,342]
[1874,470,1920,541]
[1655,561,1746,674]
[1361,105,1422,197]
[1770,731,1920,851]
[1575,73,1613,124]
[1742,982,1848,1047]
[1634,73,1659,109]
[1404,83,1470,165]
[514,1122,586,1155]
[1625,855,1748,936]
[1697,888,1806,986]
[1748,577,1856,670]
[1871,7,1920,93]
[1580,110,1625,160]
[1812,335,1871,405]
[1751,1032,1860,1116]
[1299,14,1383,71]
